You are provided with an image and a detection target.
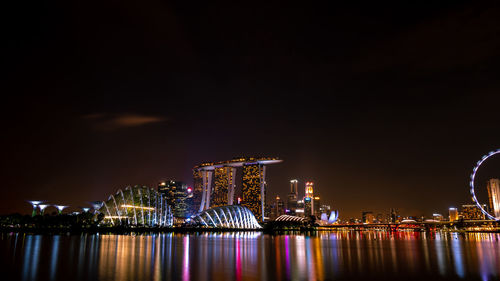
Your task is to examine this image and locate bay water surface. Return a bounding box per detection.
[1,231,499,281]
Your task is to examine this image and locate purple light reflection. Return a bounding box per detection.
[182,235,189,281]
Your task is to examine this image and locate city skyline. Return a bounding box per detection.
[7,153,500,219]
[19,163,500,221]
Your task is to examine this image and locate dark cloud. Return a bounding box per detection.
[83,113,167,131]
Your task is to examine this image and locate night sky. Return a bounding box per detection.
[2,0,500,218]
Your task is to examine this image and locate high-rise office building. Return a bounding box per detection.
[212,167,236,208]
[313,196,321,217]
[389,208,398,223]
[487,179,500,218]
[305,181,314,216]
[296,199,305,217]
[304,197,312,217]
[158,180,193,218]
[270,195,285,220]
[449,207,459,222]
[287,179,298,215]
[305,182,314,198]
[304,181,314,213]
[290,179,298,195]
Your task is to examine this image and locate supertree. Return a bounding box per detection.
[28,201,43,217]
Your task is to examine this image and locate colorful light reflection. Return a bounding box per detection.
[3,231,500,281]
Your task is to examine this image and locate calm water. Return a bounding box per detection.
[1,231,499,281]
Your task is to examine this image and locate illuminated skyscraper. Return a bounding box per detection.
[212,166,236,208]
[287,179,298,215]
[271,195,285,220]
[313,196,321,217]
[242,163,266,221]
[487,179,500,219]
[305,182,314,198]
[296,199,305,217]
[449,207,458,222]
[158,180,193,218]
[304,197,312,217]
[290,179,298,195]
[305,181,314,215]
[389,208,399,223]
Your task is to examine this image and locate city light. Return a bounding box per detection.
[121,204,156,210]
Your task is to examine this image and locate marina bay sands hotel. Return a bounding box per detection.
[193,157,282,222]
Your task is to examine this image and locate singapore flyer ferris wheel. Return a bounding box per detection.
[470,149,500,221]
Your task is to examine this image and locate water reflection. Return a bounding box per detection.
[1,231,500,281]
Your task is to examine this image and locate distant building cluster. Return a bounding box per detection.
[158,180,194,223]
[350,178,500,224]
[268,179,337,224]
